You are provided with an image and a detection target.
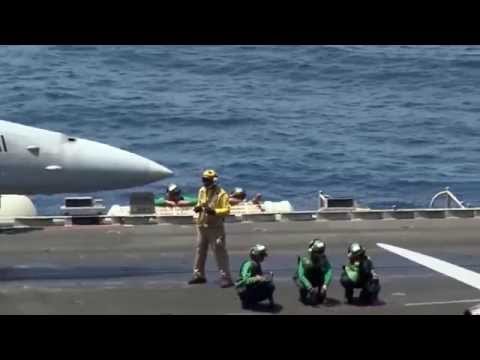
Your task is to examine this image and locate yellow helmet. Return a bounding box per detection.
[202,169,218,180]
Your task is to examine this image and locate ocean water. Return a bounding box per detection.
[1,45,480,214]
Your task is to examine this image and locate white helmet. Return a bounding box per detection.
[348,242,365,257]
[308,239,326,254]
[250,244,268,258]
[167,183,181,194]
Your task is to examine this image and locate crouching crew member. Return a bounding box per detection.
[293,239,332,305]
[235,244,275,309]
[340,243,380,305]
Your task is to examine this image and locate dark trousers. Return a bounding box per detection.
[237,281,275,306]
[299,287,326,305]
[341,273,380,304]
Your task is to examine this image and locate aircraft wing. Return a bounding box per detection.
[377,243,480,315]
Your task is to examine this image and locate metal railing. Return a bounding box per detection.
[429,187,466,209]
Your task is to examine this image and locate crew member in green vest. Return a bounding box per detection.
[293,239,332,305]
[235,244,275,309]
[154,184,197,207]
[340,243,380,305]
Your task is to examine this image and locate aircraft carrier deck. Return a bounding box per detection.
[0,218,479,314]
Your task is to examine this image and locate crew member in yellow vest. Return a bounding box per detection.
[188,169,234,288]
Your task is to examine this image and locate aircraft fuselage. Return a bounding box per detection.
[0,120,172,194]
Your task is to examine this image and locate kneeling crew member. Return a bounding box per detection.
[340,243,380,305]
[235,244,275,309]
[294,239,332,305]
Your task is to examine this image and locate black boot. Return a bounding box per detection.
[369,291,379,305]
[220,277,234,288]
[359,289,369,305]
[299,289,308,305]
[241,299,252,309]
[188,275,207,285]
[318,291,326,304]
[267,295,275,309]
[345,288,354,304]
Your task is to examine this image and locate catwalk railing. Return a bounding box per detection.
[3,206,480,228]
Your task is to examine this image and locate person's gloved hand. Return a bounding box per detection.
[193,205,203,213]
[263,272,273,283]
[254,275,265,282]
[204,207,216,215]
[320,284,327,295]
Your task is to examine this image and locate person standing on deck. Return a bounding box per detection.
[188,169,234,288]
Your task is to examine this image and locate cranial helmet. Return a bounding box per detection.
[348,242,365,257]
[167,183,181,194]
[202,169,218,180]
[250,244,268,258]
[308,239,326,254]
[231,187,246,200]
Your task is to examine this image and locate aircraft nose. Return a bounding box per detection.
[61,138,174,192]
[104,147,173,184]
[147,161,173,180]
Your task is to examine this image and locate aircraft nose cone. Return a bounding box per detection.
[148,161,173,180]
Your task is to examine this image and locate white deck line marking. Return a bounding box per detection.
[405,299,480,307]
[377,243,480,291]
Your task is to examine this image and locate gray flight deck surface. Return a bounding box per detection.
[1,218,480,314]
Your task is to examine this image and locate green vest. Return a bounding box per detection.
[345,263,360,282]
[154,194,197,207]
[294,254,333,289]
[235,260,262,289]
[344,257,374,283]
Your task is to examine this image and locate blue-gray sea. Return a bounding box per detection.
[1,45,480,214]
